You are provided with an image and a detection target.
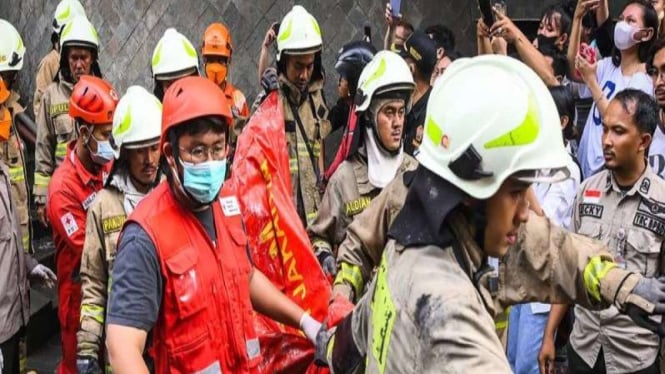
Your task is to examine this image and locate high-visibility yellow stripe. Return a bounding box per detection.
[56,142,68,158]
[583,256,617,301]
[81,304,106,324]
[22,232,29,253]
[34,174,51,187]
[8,166,24,182]
[335,262,364,300]
[370,254,396,373]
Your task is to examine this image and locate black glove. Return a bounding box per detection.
[625,303,665,337]
[77,356,102,374]
[317,250,337,277]
[261,67,279,94]
[313,323,330,367]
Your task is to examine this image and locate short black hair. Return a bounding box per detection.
[611,0,659,67]
[613,89,659,135]
[396,20,414,33]
[540,4,573,37]
[549,85,576,140]
[425,24,456,52]
[647,37,665,72]
[540,43,569,79]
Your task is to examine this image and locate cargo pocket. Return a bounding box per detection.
[577,221,604,241]
[166,247,206,318]
[626,229,662,276]
[54,114,73,159]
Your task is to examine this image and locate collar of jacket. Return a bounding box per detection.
[278,73,324,106]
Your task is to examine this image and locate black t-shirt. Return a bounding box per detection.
[107,208,216,331]
[404,88,431,156]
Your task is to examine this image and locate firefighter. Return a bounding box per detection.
[317,55,665,373]
[76,86,162,373]
[34,15,102,226]
[33,0,86,118]
[106,77,321,373]
[201,22,249,163]
[151,28,199,102]
[309,51,418,278]
[46,76,117,374]
[0,19,32,254]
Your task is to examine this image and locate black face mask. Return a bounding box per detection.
[537,35,559,50]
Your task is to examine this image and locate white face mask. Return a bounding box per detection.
[614,21,641,51]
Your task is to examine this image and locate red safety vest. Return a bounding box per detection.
[128,182,260,374]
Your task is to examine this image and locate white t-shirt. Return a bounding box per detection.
[649,125,665,179]
[577,57,653,179]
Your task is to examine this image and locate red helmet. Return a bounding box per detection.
[69,76,119,125]
[160,76,232,149]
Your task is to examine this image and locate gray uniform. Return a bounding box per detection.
[570,166,665,372]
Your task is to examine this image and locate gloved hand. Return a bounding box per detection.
[299,313,322,344]
[317,250,337,277]
[625,276,665,337]
[30,264,57,288]
[76,355,102,374]
[314,323,330,367]
[260,67,279,94]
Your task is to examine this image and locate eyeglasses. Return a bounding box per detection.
[647,66,665,81]
[179,144,226,163]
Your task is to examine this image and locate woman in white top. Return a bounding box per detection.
[570,0,657,179]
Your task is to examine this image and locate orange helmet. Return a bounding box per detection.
[202,23,233,58]
[161,76,232,149]
[69,76,119,125]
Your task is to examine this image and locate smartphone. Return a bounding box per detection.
[390,0,401,18]
[478,0,495,27]
[364,26,371,43]
[272,22,280,35]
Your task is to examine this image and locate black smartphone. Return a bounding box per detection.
[478,0,495,27]
[272,22,280,35]
[390,0,401,18]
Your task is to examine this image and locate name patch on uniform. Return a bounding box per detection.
[583,189,601,204]
[49,103,69,117]
[61,212,79,237]
[220,196,241,216]
[82,192,97,211]
[579,204,604,219]
[344,196,372,216]
[102,215,126,234]
[633,212,665,237]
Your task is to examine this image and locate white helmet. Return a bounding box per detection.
[0,20,25,72]
[416,55,570,200]
[53,0,86,34]
[151,28,199,80]
[112,86,162,159]
[276,5,322,62]
[355,51,415,112]
[60,15,99,51]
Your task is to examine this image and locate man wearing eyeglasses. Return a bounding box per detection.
[647,39,665,180]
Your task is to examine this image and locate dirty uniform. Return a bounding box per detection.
[308,151,417,258]
[34,76,75,206]
[33,49,60,118]
[569,167,665,373]
[78,173,147,362]
[0,160,36,374]
[279,74,331,225]
[334,169,413,301]
[0,91,31,252]
[326,205,640,373]
[47,142,111,374]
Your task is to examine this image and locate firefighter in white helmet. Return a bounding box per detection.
[308,51,418,279]
[33,0,87,117]
[33,15,101,226]
[76,86,162,373]
[316,55,665,373]
[151,28,199,101]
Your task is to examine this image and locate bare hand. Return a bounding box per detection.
[263,22,278,48]
[491,36,508,55]
[575,53,597,84]
[477,18,490,39]
[574,0,601,19]
[36,204,49,227]
[490,10,520,44]
[384,2,400,26]
[538,334,556,374]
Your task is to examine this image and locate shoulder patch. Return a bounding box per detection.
[49,103,69,117]
[344,196,372,216]
[102,215,126,234]
[61,212,79,237]
[220,196,241,216]
[583,189,601,204]
[640,178,651,195]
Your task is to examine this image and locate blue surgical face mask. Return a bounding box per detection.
[179,158,227,204]
[88,133,115,165]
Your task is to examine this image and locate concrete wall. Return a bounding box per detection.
[1,0,623,113]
